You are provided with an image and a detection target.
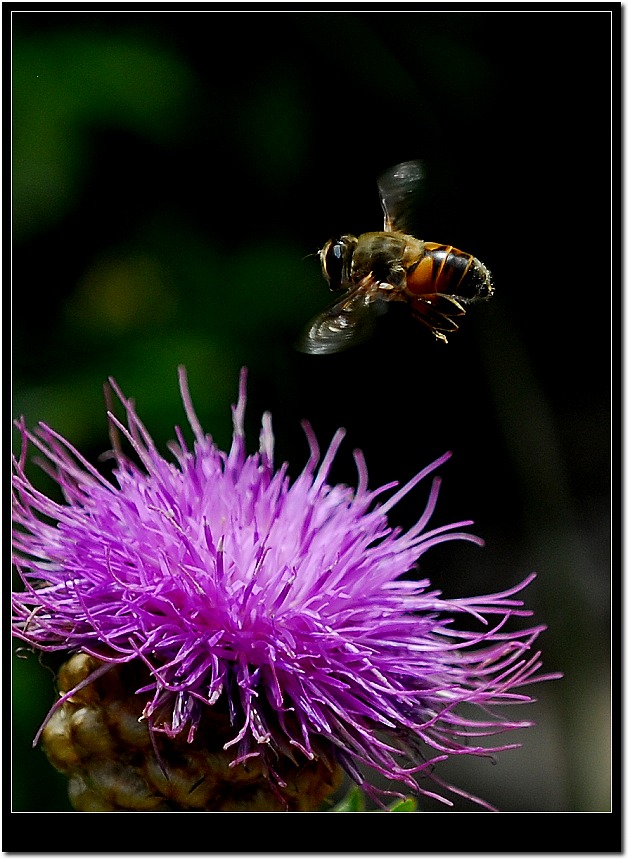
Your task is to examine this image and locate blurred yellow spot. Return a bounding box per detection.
[68,254,176,334]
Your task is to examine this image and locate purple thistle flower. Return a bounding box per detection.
[12,368,558,810]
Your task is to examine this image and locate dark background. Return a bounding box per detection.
[11,5,613,816]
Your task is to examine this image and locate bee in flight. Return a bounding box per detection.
[296,160,494,355]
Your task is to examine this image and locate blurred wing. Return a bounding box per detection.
[296,289,384,355]
[377,160,426,233]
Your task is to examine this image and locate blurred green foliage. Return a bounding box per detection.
[11,8,612,827]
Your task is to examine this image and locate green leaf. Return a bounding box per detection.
[329,785,366,812]
[389,797,418,812]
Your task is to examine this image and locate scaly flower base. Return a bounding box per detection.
[42,653,343,811]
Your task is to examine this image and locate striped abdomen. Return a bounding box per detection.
[406,242,493,302]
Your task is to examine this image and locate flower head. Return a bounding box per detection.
[13,368,557,810]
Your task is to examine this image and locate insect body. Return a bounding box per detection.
[297,160,494,355]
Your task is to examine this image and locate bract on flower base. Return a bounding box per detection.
[12,367,559,811]
[41,652,343,811]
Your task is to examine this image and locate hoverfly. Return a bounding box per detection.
[296,160,494,355]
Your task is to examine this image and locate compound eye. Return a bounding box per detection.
[321,235,356,289]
